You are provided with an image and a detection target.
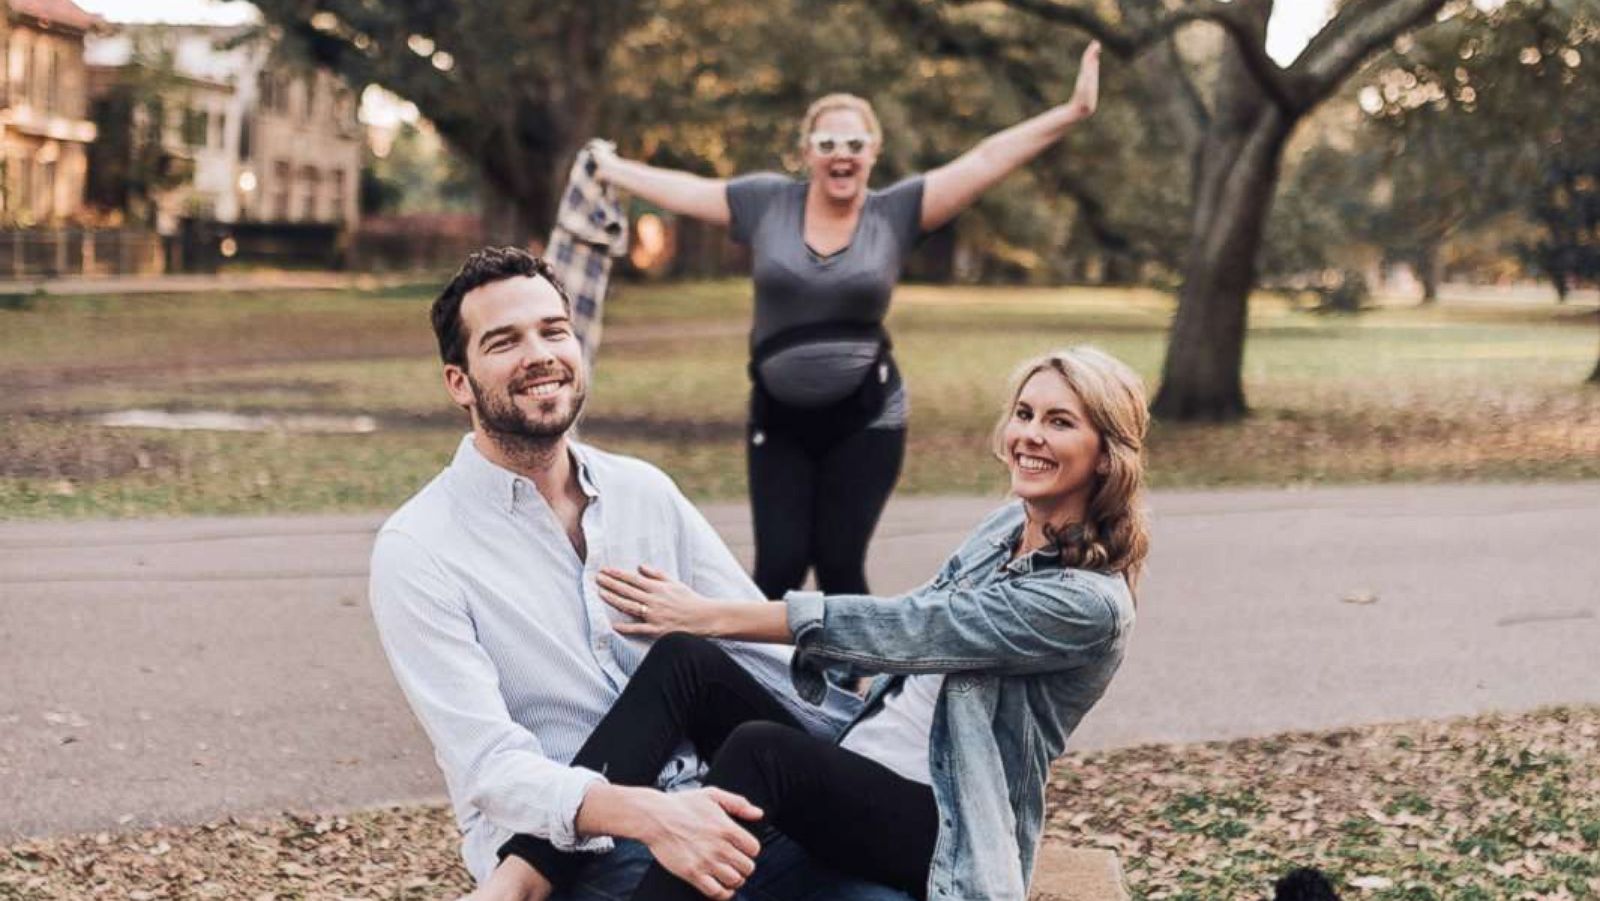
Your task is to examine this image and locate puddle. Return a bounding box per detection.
[93,409,379,434]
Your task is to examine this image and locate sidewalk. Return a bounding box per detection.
[0,271,434,297]
[2,481,1597,839]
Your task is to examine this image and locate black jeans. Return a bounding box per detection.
[499,634,939,900]
[748,424,906,599]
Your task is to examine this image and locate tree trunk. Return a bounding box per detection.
[1152,3,1293,422]
[475,15,605,250]
[477,132,581,248]
[1590,311,1600,384]
[1417,246,1439,305]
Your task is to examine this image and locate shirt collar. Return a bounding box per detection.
[991,521,1064,575]
[450,433,601,513]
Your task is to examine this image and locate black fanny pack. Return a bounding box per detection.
[748,321,899,438]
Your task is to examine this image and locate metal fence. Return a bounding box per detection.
[348,230,483,272]
[0,229,166,279]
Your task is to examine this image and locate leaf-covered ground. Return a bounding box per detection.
[5,707,1595,900]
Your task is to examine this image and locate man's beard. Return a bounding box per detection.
[468,366,586,452]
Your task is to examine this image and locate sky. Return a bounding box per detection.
[74,0,259,27]
[74,0,1341,65]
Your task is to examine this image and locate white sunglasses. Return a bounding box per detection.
[807,132,873,156]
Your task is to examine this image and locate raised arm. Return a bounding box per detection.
[591,143,731,226]
[919,41,1101,232]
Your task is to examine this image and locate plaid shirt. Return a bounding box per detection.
[548,141,629,366]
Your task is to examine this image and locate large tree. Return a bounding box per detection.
[252,0,654,243]
[1354,0,1600,379]
[1353,0,1590,304]
[259,0,1468,418]
[889,0,1455,419]
[255,0,1183,280]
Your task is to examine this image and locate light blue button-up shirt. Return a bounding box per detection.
[369,435,858,882]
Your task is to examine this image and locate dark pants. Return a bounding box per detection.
[501,635,938,900]
[748,425,906,599]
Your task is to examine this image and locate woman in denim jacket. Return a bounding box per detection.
[479,346,1148,901]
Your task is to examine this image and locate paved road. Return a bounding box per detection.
[3,482,1597,840]
[4,271,1596,308]
[0,272,431,297]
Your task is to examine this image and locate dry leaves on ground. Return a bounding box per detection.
[3,707,1596,900]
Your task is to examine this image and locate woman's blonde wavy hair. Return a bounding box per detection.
[797,93,883,149]
[991,346,1152,591]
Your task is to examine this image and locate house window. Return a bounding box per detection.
[19,157,34,217]
[18,35,34,107]
[330,169,345,222]
[45,46,60,114]
[31,41,46,110]
[300,165,320,221]
[40,159,56,218]
[273,159,291,220]
[239,117,253,161]
[182,108,209,147]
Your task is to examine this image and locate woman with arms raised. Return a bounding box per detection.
[474,346,1149,901]
[591,43,1103,603]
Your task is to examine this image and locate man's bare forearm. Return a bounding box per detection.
[574,783,664,842]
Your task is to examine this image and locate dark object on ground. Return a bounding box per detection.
[1273,867,1341,900]
[1315,269,1370,313]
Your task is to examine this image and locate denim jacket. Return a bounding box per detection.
[785,501,1136,901]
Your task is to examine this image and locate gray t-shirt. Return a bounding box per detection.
[727,173,925,428]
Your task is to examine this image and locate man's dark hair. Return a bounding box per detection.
[431,246,572,369]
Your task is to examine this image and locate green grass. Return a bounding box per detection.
[2,280,1597,519]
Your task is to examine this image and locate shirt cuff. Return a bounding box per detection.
[783,591,829,705]
[549,767,615,853]
[784,590,826,638]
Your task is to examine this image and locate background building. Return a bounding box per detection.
[84,21,361,232]
[0,0,100,224]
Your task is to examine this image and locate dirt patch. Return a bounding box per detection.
[41,407,748,442]
[176,378,340,396]
[3,349,420,400]
[0,419,178,480]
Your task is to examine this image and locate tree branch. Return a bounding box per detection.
[970,0,1303,111]
[1113,0,1210,137]
[1290,0,1450,105]
[1055,169,1145,258]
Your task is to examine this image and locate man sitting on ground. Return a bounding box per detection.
[368,247,911,900]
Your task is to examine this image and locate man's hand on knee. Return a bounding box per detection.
[576,784,763,900]
[639,787,762,899]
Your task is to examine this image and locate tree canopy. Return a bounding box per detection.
[253,0,1600,408]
